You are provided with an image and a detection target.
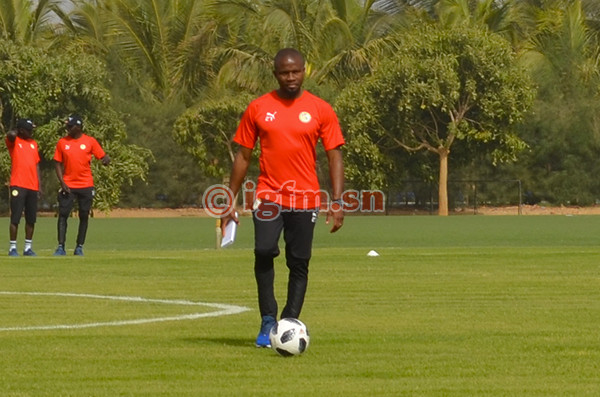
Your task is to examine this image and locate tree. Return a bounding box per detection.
[115,97,209,208]
[56,0,218,103]
[0,0,60,46]
[208,0,406,92]
[0,40,151,210]
[512,0,600,204]
[172,93,255,180]
[336,23,535,215]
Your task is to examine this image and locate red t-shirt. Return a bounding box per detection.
[5,136,40,191]
[53,134,106,188]
[234,90,345,209]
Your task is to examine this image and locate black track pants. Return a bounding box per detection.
[253,205,318,319]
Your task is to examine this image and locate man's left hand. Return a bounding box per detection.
[326,201,344,233]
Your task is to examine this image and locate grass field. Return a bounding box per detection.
[1,214,599,396]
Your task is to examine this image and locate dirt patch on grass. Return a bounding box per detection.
[475,205,600,216]
[72,204,600,218]
[92,207,209,218]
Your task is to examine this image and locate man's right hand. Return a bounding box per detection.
[220,210,239,238]
[59,184,71,195]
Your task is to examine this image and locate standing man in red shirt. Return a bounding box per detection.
[53,114,110,256]
[220,48,345,347]
[5,118,41,257]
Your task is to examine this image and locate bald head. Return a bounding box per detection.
[274,48,305,69]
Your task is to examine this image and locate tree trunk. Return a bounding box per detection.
[438,148,449,216]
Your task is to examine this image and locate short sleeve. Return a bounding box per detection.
[53,141,63,162]
[91,137,106,159]
[233,103,258,149]
[319,102,345,151]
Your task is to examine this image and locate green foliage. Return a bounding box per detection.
[336,23,535,189]
[172,93,255,179]
[513,0,600,205]
[57,0,219,103]
[0,40,151,210]
[0,0,59,46]
[114,97,209,208]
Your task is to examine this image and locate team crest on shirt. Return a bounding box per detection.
[80,144,87,150]
[299,111,311,123]
[65,145,70,150]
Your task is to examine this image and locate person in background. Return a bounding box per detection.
[220,48,345,347]
[5,118,41,257]
[53,114,110,256]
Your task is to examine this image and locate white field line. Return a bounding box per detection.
[0,291,251,332]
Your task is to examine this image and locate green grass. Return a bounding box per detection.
[1,215,600,396]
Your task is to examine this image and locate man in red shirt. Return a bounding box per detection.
[221,48,345,347]
[5,118,41,257]
[53,114,110,256]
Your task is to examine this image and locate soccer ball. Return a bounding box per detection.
[269,318,310,356]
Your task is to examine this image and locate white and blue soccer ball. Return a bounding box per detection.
[269,318,310,356]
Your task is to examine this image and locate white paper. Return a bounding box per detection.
[221,213,238,248]
[367,250,380,257]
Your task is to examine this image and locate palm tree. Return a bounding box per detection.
[312,0,408,86]
[54,0,219,102]
[0,0,61,47]
[209,0,408,93]
[520,0,598,80]
[51,0,110,54]
[515,0,600,204]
